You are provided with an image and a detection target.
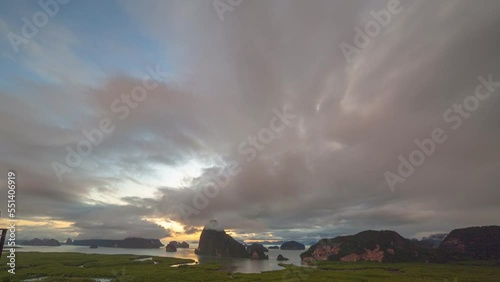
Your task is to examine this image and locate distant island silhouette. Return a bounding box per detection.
[68,238,164,249]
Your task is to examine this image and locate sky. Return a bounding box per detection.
[0,0,499,243]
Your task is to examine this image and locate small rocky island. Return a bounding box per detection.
[165,243,177,252]
[168,241,190,248]
[280,240,305,250]
[247,243,269,260]
[277,254,289,261]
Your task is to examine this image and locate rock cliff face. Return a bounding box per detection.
[280,241,305,250]
[440,226,500,260]
[301,226,500,263]
[301,230,416,263]
[72,238,164,249]
[195,220,250,258]
[339,244,385,262]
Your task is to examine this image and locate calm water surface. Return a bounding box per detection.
[17,244,309,273]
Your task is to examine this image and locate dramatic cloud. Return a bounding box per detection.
[1,0,499,242]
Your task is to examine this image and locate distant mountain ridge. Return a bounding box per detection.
[417,233,448,248]
[71,238,164,249]
[19,238,61,246]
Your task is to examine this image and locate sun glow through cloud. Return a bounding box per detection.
[151,160,206,188]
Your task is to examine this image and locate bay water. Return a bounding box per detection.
[16,244,309,273]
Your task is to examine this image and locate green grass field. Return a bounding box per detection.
[0,252,499,281]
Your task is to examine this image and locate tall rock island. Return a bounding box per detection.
[195,220,250,258]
